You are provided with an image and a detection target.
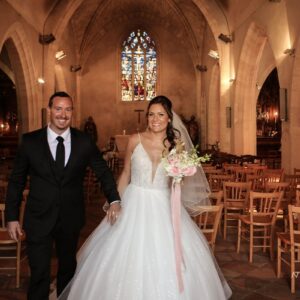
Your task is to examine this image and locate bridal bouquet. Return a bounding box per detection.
[161,141,211,183]
[161,140,210,293]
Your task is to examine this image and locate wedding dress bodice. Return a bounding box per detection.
[130,143,169,189]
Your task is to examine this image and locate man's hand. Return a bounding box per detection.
[106,202,121,225]
[7,221,23,241]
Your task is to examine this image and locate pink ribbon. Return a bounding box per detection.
[171,179,184,293]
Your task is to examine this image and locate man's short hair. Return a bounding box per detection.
[48,91,72,107]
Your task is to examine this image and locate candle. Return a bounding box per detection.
[274,111,278,124]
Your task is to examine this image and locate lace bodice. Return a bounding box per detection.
[130,143,169,189]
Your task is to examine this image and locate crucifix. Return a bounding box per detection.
[134,109,144,124]
[134,109,144,132]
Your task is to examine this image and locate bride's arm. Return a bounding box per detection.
[117,134,139,197]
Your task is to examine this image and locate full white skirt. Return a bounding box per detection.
[59,184,231,300]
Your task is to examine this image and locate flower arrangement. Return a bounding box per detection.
[161,140,211,183]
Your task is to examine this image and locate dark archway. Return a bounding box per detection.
[0,42,19,158]
[0,69,17,136]
[256,68,281,167]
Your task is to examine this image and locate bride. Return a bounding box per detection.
[59,95,232,299]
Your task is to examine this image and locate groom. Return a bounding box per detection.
[5,91,121,299]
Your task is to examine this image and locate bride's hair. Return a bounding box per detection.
[146,95,180,150]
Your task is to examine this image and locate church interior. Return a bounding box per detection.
[1,0,300,298]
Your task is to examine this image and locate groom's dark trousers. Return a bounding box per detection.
[5,127,120,300]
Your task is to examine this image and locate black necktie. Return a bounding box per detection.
[56,136,65,177]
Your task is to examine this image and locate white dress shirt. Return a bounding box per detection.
[47,126,71,166]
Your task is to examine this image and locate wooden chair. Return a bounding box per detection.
[262,169,284,187]
[0,198,26,288]
[223,181,251,240]
[277,204,300,293]
[237,191,283,263]
[264,181,291,213]
[193,204,223,252]
[203,168,223,180]
[247,164,268,176]
[283,190,300,232]
[208,174,234,192]
[294,168,300,176]
[234,167,256,182]
[209,190,223,206]
[284,174,300,204]
[222,164,241,175]
[246,174,264,191]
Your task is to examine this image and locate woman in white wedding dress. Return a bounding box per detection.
[59,96,232,300]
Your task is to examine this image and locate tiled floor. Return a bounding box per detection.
[1,197,300,300]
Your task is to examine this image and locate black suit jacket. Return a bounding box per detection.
[5,127,120,238]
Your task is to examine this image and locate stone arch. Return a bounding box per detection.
[233,22,268,155]
[0,61,15,83]
[0,22,40,133]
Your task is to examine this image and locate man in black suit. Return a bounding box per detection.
[5,91,121,300]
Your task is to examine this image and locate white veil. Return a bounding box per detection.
[172,112,211,215]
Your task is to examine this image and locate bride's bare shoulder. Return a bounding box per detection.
[127,133,141,151]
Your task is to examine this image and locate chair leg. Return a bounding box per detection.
[270,228,274,261]
[223,210,227,240]
[291,249,295,293]
[237,219,241,253]
[277,238,282,278]
[263,227,267,252]
[249,225,253,263]
[16,241,21,288]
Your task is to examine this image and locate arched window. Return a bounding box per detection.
[121,29,157,101]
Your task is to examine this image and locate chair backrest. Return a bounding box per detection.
[246,174,263,191]
[209,174,234,192]
[265,181,290,192]
[247,164,268,175]
[234,167,256,182]
[193,204,223,248]
[249,191,283,224]
[209,190,223,205]
[288,204,300,247]
[294,168,300,176]
[223,164,241,175]
[203,168,223,180]
[223,181,251,210]
[263,168,284,183]
[283,174,300,203]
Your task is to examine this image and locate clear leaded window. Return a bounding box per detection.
[121,29,157,101]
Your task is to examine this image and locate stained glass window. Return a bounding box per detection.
[121,30,157,101]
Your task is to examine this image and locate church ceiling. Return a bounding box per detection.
[69,0,207,64]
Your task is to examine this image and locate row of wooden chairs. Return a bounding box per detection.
[193,190,300,293]
[277,191,300,293]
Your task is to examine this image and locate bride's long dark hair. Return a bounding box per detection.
[146,95,180,150]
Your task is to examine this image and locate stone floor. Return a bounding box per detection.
[1,196,300,300]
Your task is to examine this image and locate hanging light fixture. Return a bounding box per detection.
[55,50,67,60]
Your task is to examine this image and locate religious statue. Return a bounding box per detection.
[84,116,98,143]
